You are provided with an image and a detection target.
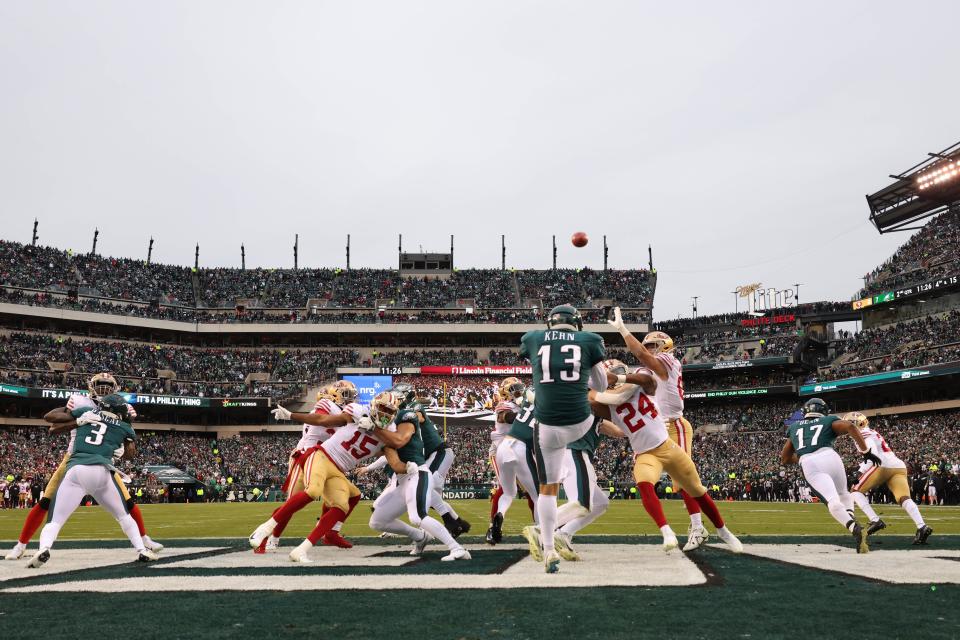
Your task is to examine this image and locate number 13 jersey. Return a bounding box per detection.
[520,328,606,426]
[607,386,669,454]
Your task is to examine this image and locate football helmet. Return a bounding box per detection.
[371,391,402,428]
[88,372,118,399]
[331,380,358,404]
[546,304,583,331]
[843,411,869,429]
[390,382,416,405]
[316,385,336,402]
[641,331,675,354]
[97,393,131,423]
[499,377,525,401]
[802,397,829,419]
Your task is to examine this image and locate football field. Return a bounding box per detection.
[2,500,960,639]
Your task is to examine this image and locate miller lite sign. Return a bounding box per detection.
[736,282,797,316]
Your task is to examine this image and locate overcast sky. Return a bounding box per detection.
[2,1,957,319]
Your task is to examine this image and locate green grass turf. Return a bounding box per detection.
[1,499,958,541]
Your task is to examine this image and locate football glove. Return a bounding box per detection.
[607,306,630,337]
[863,450,883,466]
[405,461,419,476]
[356,416,375,431]
[272,405,292,421]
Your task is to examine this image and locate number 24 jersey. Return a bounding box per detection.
[606,386,668,454]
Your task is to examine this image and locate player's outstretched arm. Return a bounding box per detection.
[384,448,406,475]
[293,411,352,427]
[48,420,78,435]
[607,307,668,380]
[44,407,74,424]
[122,440,137,460]
[623,371,658,395]
[599,419,626,439]
[591,383,639,406]
[780,440,798,465]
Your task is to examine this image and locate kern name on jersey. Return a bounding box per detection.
[295,398,343,452]
[492,399,520,446]
[653,352,684,419]
[320,424,389,472]
[786,415,839,458]
[859,427,906,470]
[520,329,606,426]
[607,386,669,454]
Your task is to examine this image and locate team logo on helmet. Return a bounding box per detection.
[97,393,131,423]
[499,377,525,401]
[331,380,358,404]
[603,358,629,390]
[546,304,583,331]
[371,391,401,428]
[842,411,869,430]
[802,397,829,418]
[88,373,118,399]
[641,331,674,354]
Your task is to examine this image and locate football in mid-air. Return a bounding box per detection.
[571,231,588,247]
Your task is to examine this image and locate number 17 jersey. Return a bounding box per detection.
[786,416,839,458]
[607,386,668,454]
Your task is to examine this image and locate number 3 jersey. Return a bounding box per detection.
[607,385,669,454]
[67,407,137,469]
[520,328,606,426]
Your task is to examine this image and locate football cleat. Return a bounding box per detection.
[321,531,353,549]
[5,542,27,561]
[662,531,679,553]
[544,550,561,574]
[716,526,743,554]
[27,549,50,568]
[852,523,869,554]
[682,524,709,552]
[137,549,160,562]
[913,525,933,545]
[248,519,278,549]
[554,532,580,561]
[486,513,504,545]
[142,536,164,553]
[521,526,543,562]
[289,541,314,563]
[410,530,433,556]
[441,547,472,562]
[453,517,471,539]
[866,519,887,536]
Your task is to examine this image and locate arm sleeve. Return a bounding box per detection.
[593,384,639,406]
[365,456,388,472]
[588,362,608,393]
[518,335,530,359]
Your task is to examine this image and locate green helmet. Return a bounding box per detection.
[389,383,416,407]
[97,393,132,422]
[546,304,583,331]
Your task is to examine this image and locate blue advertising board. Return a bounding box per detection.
[341,375,393,405]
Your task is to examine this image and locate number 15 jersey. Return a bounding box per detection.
[607,386,668,454]
[520,329,606,426]
[320,424,389,472]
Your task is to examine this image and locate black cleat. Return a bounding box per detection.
[441,512,459,536]
[852,523,869,554]
[27,549,50,568]
[486,513,504,545]
[454,518,471,539]
[913,525,933,545]
[867,518,887,536]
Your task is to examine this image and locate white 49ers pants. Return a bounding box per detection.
[38,464,145,553]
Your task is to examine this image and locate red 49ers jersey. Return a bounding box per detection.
[653,352,684,419]
[608,386,668,455]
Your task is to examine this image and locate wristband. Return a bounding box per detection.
[616,374,627,385]
[618,326,632,337]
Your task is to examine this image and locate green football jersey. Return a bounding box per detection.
[419,412,445,456]
[507,399,537,446]
[66,407,136,469]
[391,407,426,467]
[520,328,606,426]
[786,416,839,458]
[568,417,602,455]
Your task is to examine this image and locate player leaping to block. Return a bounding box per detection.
[590,360,742,553]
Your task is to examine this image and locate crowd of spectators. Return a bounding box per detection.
[683,371,796,391]
[858,210,960,299]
